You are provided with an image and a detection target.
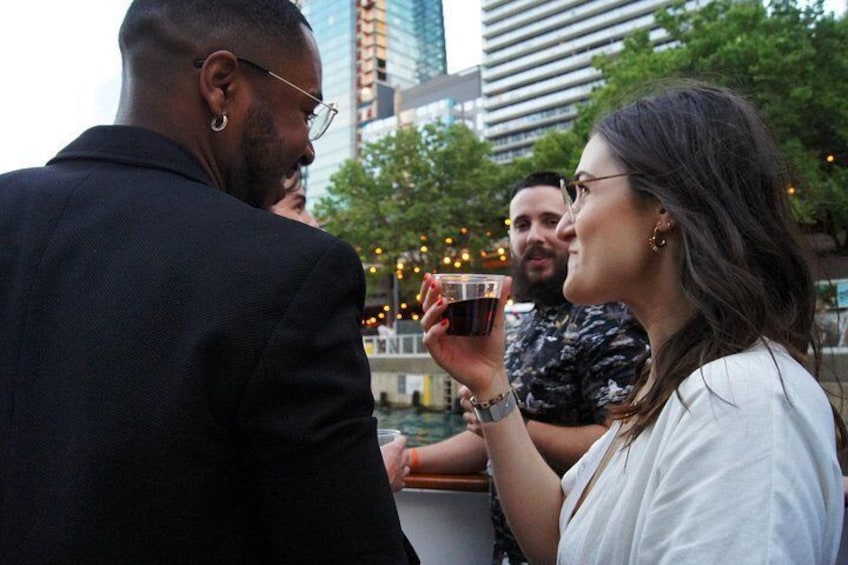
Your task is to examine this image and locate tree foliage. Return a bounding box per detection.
[314,122,508,309]
[535,0,848,245]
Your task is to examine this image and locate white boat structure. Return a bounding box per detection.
[396,473,492,564]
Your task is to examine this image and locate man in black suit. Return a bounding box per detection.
[0,1,408,563]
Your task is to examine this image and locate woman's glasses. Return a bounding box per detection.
[559,172,638,222]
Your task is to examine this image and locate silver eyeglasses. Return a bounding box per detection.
[194,56,338,141]
[559,172,638,222]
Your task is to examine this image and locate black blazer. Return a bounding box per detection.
[0,126,408,564]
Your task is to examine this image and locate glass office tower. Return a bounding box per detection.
[482,0,702,163]
[299,0,447,203]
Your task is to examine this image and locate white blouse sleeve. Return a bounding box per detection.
[632,353,842,565]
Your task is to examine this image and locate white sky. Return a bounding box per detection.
[0,0,841,174]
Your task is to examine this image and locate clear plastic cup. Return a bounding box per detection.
[433,274,505,336]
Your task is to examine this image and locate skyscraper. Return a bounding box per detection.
[482,0,697,163]
[360,66,483,146]
[299,0,447,202]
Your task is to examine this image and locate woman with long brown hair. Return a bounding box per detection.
[420,82,844,564]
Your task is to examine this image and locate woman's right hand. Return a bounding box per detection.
[418,273,512,400]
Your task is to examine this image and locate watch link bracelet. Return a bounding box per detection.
[471,388,518,423]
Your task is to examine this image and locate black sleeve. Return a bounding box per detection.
[237,239,408,564]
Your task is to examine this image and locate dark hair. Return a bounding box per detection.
[119,0,311,65]
[509,171,564,200]
[598,82,827,440]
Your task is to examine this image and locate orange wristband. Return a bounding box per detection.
[409,447,420,473]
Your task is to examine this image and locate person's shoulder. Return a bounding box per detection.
[572,301,635,322]
[570,302,644,339]
[259,213,358,260]
[0,162,76,196]
[678,341,824,410]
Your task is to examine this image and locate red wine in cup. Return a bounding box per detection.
[444,297,499,336]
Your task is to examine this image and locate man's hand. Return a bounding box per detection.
[459,385,484,438]
[381,436,411,492]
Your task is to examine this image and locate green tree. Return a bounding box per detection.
[528,127,587,178]
[315,122,508,317]
[573,0,848,245]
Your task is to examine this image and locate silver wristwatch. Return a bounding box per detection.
[471,388,518,423]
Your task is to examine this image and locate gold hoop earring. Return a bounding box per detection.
[211,113,228,132]
[649,225,667,252]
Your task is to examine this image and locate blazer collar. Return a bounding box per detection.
[48,126,215,187]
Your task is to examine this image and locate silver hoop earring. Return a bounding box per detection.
[211,113,228,132]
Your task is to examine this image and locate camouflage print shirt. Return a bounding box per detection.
[491,301,648,565]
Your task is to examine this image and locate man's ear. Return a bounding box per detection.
[196,50,242,116]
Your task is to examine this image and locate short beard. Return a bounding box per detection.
[510,249,569,307]
[228,99,287,209]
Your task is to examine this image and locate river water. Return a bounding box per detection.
[374,407,465,447]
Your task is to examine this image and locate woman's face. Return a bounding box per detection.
[556,134,662,307]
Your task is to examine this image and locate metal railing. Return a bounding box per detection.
[362,335,429,357]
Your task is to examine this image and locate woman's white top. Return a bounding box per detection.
[558,342,843,564]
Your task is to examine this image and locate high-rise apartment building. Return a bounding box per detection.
[299,0,447,202]
[360,66,483,146]
[482,0,696,163]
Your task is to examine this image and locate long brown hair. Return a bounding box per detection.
[599,82,843,446]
